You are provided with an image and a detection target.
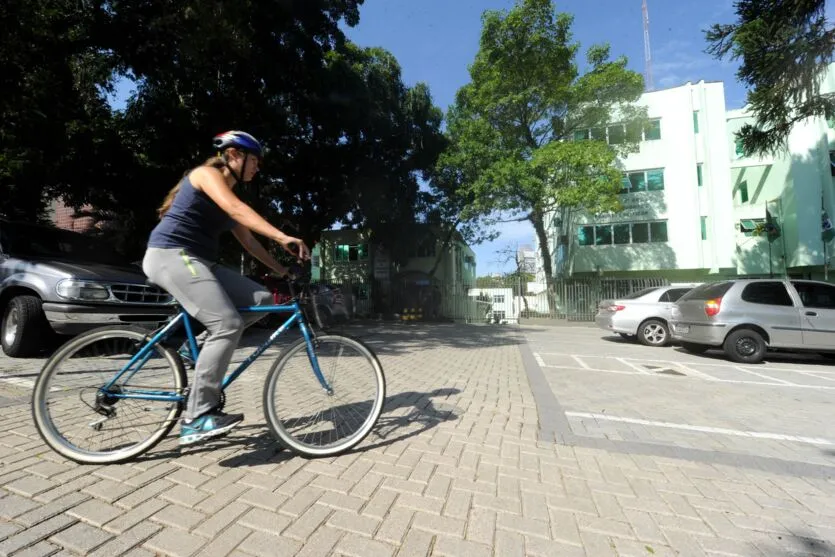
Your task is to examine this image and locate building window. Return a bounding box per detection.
[493,295,505,304]
[594,225,613,245]
[650,222,668,242]
[613,223,631,244]
[607,124,626,145]
[646,169,664,191]
[700,216,707,240]
[573,118,661,144]
[696,164,703,187]
[830,151,835,176]
[693,111,700,133]
[738,181,749,204]
[334,243,369,262]
[577,220,668,245]
[644,119,661,140]
[631,223,649,243]
[578,225,594,246]
[622,168,664,193]
[739,219,765,236]
[734,138,746,158]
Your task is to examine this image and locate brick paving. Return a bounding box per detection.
[0,322,834,556]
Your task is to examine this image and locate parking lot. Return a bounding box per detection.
[525,324,835,468]
[1,322,835,555]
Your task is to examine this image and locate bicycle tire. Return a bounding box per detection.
[262,334,385,457]
[32,326,186,464]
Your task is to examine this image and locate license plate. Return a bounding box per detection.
[674,324,690,334]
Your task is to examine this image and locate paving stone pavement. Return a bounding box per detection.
[0,322,834,556]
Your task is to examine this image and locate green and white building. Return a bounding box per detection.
[543,65,835,282]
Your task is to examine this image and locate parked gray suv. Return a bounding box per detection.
[0,218,174,358]
[670,278,835,364]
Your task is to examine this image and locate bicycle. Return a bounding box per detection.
[31,273,386,464]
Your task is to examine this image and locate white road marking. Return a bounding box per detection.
[566,412,834,447]
[732,365,796,386]
[571,355,591,369]
[534,353,547,367]
[534,351,834,375]
[668,362,715,381]
[532,353,835,390]
[800,372,835,382]
[616,358,652,375]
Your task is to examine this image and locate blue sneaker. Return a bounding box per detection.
[180,411,243,446]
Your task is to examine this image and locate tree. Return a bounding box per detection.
[1,0,445,266]
[0,0,121,222]
[705,0,835,156]
[442,0,646,296]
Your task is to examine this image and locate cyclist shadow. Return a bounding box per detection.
[211,387,463,468]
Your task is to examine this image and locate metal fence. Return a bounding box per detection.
[317,276,670,324]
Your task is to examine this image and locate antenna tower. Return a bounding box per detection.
[642,0,654,91]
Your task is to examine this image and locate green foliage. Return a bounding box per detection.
[1,0,446,263]
[705,0,835,156]
[440,0,646,289]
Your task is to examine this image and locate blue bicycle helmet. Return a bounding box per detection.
[212,130,264,160]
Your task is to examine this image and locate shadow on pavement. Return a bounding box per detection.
[756,530,835,556]
[138,387,461,466]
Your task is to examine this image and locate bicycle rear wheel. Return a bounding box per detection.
[32,326,186,464]
[262,334,385,457]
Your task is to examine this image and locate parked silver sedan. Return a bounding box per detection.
[595,285,698,347]
[671,278,835,363]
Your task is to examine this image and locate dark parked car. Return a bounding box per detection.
[0,218,174,357]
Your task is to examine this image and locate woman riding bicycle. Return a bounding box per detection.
[143,130,309,446]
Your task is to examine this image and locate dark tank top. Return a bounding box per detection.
[147,175,236,261]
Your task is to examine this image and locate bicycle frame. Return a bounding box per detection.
[102,300,334,403]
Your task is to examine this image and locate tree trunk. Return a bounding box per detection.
[531,210,554,296]
[427,220,460,279]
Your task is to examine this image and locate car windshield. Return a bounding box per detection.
[1,221,126,266]
[622,287,660,300]
[678,281,734,301]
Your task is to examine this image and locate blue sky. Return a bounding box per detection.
[342,0,752,276]
[112,1,834,275]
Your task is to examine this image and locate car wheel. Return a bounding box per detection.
[637,319,669,347]
[1,295,50,358]
[680,342,709,354]
[723,328,766,364]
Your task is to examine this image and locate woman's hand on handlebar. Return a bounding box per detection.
[277,235,310,261]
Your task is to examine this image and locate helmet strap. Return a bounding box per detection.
[220,151,242,184]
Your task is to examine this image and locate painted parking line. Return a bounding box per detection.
[732,365,795,386]
[566,411,835,447]
[533,352,835,390]
[616,357,652,375]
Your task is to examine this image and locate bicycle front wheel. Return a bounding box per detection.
[32,326,186,464]
[263,334,385,457]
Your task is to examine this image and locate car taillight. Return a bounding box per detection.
[704,298,721,317]
[607,305,626,312]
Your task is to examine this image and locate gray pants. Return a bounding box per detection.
[142,248,272,420]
